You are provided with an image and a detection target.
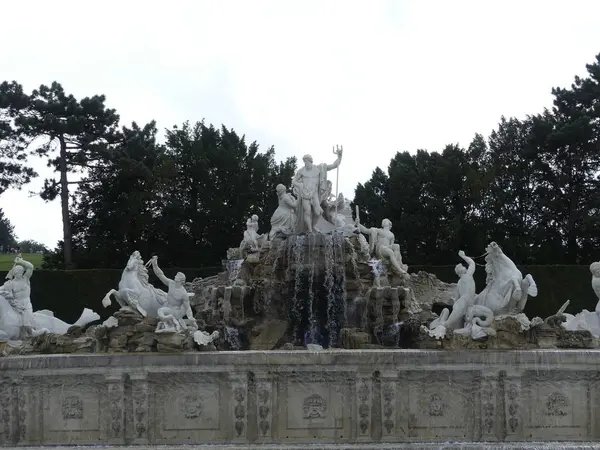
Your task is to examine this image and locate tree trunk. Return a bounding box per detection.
[58,137,73,269]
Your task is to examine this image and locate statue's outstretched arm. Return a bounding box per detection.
[326,153,342,171]
[150,257,172,286]
[458,251,475,276]
[15,257,34,280]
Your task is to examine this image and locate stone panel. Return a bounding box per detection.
[147,372,226,444]
[521,370,593,441]
[402,370,479,441]
[274,371,352,442]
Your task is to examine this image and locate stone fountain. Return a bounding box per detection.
[1,149,600,449]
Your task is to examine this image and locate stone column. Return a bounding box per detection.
[479,371,501,441]
[0,376,14,446]
[128,371,149,445]
[254,372,274,443]
[103,372,125,445]
[14,376,30,445]
[355,373,373,441]
[380,371,400,442]
[229,373,249,443]
[501,370,522,441]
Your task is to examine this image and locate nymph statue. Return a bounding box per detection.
[269,184,297,238]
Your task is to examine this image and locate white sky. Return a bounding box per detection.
[1,0,599,248]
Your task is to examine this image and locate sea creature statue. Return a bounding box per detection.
[428,250,495,340]
[354,217,408,275]
[102,250,168,318]
[475,241,538,319]
[562,262,600,337]
[0,255,99,342]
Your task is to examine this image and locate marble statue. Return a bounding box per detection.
[562,262,600,337]
[102,250,168,317]
[292,148,343,233]
[475,241,538,316]
[149,256,197,334]
[0,255,100,341]
[240,216,267,256]
[269,184,298,238]
[354,217,408,275]
[428,251,476,336]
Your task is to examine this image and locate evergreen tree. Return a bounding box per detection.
[0,81,120,267]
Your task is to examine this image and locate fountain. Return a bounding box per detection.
[0,148,599,448]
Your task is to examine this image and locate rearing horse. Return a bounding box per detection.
[102,251,167,318]
[474,242,538,315]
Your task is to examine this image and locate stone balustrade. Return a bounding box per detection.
[0,350,599,448]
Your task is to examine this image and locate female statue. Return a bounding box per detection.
[269,184,298,238]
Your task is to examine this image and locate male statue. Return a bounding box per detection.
[0,255,36,338]
[355,218,408,275]
[428,250,476,338]
[292,149,343,233]
[149,256,197,333]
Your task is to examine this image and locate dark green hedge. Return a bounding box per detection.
[0,267,220,323]
[411,265,596,319]
[0,265,595,324]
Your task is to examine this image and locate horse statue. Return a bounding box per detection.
[0,292,100,342]
[474,241,538,316]
[102,250,168,317]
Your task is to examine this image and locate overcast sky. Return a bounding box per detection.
[1,0,599,248]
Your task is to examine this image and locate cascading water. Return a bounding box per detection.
[224,259,244,283]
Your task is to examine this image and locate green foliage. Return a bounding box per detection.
[0,81,120,267]
[0,253,44,270]
[0,81,37,194]
[354,52,600,265]
[43,120,297,269]
[0,208,17,249]
[17,240,48,254]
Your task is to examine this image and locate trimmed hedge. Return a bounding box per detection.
[0,265,595,324]
[411,265,596,319]
[0,267,220,323]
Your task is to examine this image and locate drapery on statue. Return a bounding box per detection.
[269,184,298,238]
[292,148,343,233]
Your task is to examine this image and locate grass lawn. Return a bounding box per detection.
[0,253,45,271]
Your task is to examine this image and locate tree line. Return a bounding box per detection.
[1,53,599,269]
[353,54,600,265]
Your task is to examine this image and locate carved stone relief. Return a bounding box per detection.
[62,396,84,420]
[545,392,568,417]
[182,395,203,419]
[303,394,327,419]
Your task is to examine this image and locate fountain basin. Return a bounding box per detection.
[0,350,599,448]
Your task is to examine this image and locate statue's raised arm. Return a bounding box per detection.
[13,256,34,281]
[326,146,343,171]
[149,256,172,287]
[458,250,476,277]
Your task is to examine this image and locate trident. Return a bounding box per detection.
[332,145,343,217]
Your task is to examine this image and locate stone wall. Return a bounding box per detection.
[1,351,599,448]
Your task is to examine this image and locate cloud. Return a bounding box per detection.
[1,0,599,247]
